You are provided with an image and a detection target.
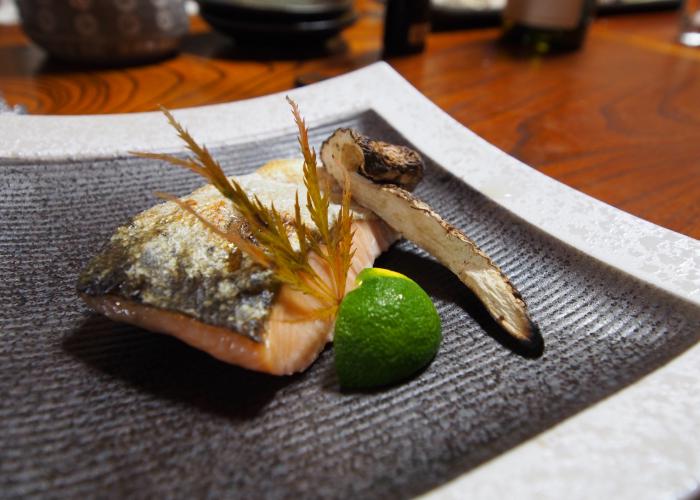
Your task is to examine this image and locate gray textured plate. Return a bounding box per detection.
[1,109,699,499]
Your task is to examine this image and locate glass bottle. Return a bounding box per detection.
[501,0,596,53]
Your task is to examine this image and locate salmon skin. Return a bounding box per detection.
[78,158,397,375]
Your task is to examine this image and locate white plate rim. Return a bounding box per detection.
[1,62,698,499]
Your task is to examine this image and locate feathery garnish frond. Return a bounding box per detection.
[287,97,355,302]
[132,100,354,318]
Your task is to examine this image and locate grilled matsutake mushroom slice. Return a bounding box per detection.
[321,129,539,350]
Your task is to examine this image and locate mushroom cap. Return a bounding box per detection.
[322,128,424,191]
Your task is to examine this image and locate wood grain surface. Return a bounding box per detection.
[0,1,698,238]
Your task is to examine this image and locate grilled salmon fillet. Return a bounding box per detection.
[78,159,397,375]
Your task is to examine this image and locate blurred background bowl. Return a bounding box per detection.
[196,0,356,44]
[16,0,189,65]
[199,0,353,16]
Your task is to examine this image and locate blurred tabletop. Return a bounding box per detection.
[0,1,698,239]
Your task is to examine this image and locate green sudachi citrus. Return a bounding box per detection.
[334,268,442,389]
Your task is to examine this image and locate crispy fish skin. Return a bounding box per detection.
[78,178,278,342]
[79,218,395,375]
[77,158,397,374]
[77,158,353,343]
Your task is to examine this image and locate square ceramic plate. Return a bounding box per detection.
[0,63,698,499]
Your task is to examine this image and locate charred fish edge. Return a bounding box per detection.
[77,206,279,343]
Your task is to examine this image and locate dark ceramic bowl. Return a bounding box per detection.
[198,0,353,16]
[17,0,189,65]
[197,0,355,43]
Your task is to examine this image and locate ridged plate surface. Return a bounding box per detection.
[1,112,699,499]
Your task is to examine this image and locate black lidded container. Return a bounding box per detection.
[383,0,431,57]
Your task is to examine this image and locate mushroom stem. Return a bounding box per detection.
[321,129,539,350]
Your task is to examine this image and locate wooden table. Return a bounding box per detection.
[1,2,698,238]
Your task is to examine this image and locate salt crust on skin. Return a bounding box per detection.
[81,218,395,375]
[80,158,397,375]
